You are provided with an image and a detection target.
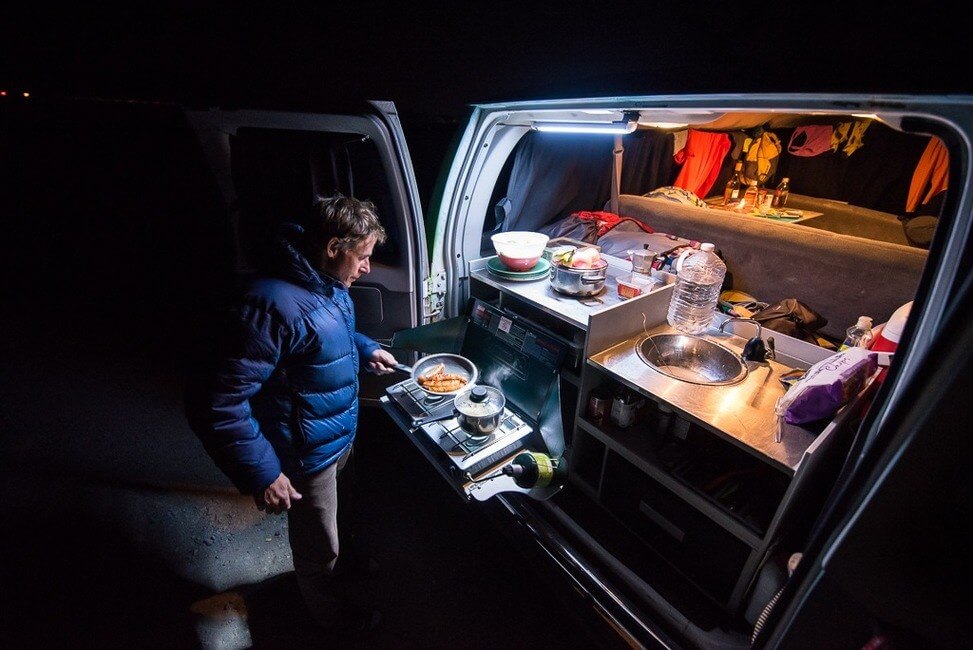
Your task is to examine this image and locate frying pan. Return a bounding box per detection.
[394,353,478,397]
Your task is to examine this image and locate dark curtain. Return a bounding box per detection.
[620,130,675,195]
[836,125,928,214]
[499,132,614,233]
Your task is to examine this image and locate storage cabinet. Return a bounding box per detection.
[466,257,867,616]
[601,450,754,602]
[570,359,869,612]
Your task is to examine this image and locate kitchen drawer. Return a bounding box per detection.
[601,451,752,604]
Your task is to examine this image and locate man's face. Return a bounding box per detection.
[322,235,377,287]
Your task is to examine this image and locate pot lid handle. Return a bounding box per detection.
[470,386,488,402]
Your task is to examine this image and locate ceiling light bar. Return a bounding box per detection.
[533,112,639,135]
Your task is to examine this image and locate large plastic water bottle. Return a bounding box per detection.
[666,243,727,334]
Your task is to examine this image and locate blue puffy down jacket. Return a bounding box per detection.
[185,225,380,494]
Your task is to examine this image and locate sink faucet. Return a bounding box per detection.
[718,317,776,362]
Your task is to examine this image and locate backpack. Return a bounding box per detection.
[742,131,782,186]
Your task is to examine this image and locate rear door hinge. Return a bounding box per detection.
[423,270,446,318]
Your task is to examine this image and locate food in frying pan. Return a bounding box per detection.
[417,363,469,393]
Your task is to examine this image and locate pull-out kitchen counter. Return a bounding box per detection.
[567,286,879,619]
[389,254,876,646]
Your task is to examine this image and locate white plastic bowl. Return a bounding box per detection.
[491,231,550,271]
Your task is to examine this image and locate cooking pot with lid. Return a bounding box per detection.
[550,259,608,296]
[453,385,505,437]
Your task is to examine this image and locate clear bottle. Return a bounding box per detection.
[742,180,760,212]
[772,177,790,208]
[839,315,874,351]
[723,161,743,206]
[666,243,727,334]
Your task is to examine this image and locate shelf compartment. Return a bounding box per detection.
[601,451,753,604]
[577,417,764,548]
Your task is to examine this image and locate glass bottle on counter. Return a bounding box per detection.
[741,179,760,212]
[773,177,790,208]
[723,161,743,206]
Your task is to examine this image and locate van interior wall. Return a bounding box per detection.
[496,121,944,235]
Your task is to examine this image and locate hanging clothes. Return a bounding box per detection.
[672,129,731,198]
[729,131,749,160]
[787,125,833,157]
[831,122,852,151]
[743,131,782,185]
[672,130,689,163]
[906,137,949,213]
[843,121,870,156]
[831,121,871,156]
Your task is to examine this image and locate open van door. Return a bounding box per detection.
[184,101,430,401]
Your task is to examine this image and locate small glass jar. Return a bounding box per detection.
[610,386,644,429]
[758,188,774,213]
[587,386,612,424]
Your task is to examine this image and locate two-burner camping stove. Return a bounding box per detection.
[381,298,571,501]
[386,378,533,477]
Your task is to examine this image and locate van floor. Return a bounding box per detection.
[0,321,607,649]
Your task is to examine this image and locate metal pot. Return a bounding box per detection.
[453,385,505,437]
[550,259,608,296]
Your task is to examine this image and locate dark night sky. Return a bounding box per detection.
[4,3,973,117]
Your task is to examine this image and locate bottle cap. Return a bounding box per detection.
[857,316,873,328]
[700,242,715,252]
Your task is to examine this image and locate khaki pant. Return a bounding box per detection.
[287,446,368,627]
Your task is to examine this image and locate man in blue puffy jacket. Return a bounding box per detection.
[185,194,398,636]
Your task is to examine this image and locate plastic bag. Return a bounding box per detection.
[752,298,828,345]
[775,347,877,432]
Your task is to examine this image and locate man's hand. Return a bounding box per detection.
[366,348,398,375]
[255,473,302,514]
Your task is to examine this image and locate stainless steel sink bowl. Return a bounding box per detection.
[636,334,748,386]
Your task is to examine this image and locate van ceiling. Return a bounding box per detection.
[639,111,874,132]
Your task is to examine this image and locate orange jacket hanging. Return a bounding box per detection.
[906,137,949,213]
[673,130,731,198]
